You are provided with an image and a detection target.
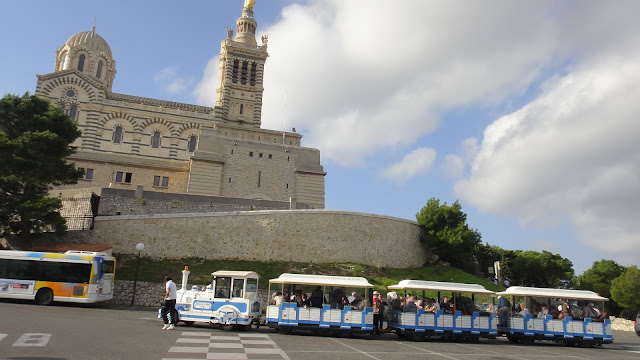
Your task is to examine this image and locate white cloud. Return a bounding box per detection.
[217,0,563,166]
[154,67,191,94]
[441,154,464,179]
[382,148,436,185]
[455,54,640,264]
[194,57,219,106]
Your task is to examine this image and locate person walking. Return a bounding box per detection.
[161,275,178,330]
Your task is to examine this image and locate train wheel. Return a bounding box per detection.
[182,321,195,327]
[276,327,292,335]
[35,288,54,306]
[506,334,519,344]
[222,324,236,331]
[522,338,535,345]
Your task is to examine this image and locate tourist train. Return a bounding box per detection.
[160,267,613,347]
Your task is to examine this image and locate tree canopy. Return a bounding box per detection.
[610,265,640,311]
[575,259,625,298]
[504,250,574,288]
[0,93,81,237]
[416,198,482,272]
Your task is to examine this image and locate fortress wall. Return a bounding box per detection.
[90,210,429,268]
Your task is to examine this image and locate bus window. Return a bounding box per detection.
[101,260,115,273]
[232,279,244,298]
[36,262,92,283]
[246,278,258,293]
[4,259,36,280]
[215,277,231,298]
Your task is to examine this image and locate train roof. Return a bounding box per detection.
[211,270,260,278]
[269,273,373,288]
[388,280,495,294]
[496,286,609,301]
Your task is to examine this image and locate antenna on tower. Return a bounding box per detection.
[282,89,287,145]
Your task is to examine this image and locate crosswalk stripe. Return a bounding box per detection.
[169,346,209,353]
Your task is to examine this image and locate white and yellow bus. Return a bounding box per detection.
[0,250,115,305]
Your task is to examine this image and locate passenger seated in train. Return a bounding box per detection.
[388,292,402,310]
[403,296,418,313]
[290,289,303,306]
[440,296,452,314]
[588,303,603,320]
[557,303,570,319]
[518,303,530,317]
[300,293,310,308]
[537,305,549,318]
[330,287,347,309]
[350,292,366,310]
[271,291,284,306]
[425,298,440,313]
[310,286,324,308]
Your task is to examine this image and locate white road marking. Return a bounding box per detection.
[13,333,51,347]
[206,354,248,359]
[392,340,460,360]
[0,333,6,343]
[169,346,209,353]
[176,338,210,344]
[330,338,381,360]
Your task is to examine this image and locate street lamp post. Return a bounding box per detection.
[131,242,145,306]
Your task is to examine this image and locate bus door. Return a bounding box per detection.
[99,259,115,294]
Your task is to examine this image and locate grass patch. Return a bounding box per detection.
[114,254,504,293]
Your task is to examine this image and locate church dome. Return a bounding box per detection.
[54,25,117,91]
[64,26,113,59]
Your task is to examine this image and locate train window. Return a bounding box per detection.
[246,278,257,292]
[214,277,231,298]
[232,279,244,298]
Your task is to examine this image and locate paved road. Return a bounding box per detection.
[1,300,639,360]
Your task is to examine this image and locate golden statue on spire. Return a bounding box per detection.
[244,0,255,9]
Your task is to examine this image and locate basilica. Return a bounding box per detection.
[35,1,325,209]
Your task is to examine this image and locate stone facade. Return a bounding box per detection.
[35,2,326,209]
[94,187,310,216]
[84,210,429,268]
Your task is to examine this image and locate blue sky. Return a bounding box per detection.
[2,0,639,274]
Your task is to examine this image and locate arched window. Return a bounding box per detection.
[151,131,161,148]
[239,104,244,115]
[96,60,103,78]
[77,54,85,72]
[113,126,123,144]
[188,136,197,152]
[250,62,257,86]
[241,61,248,85]
[232,59,239,83]
[69,105,77,121]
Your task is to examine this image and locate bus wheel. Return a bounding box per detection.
[182,321,195,327]
[35,288,54,305]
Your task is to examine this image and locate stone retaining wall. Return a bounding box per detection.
[89,210,431,268]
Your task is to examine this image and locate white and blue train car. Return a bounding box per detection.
[161,268,261,330]
[387,280,498,340]
[266,273,374,334]
[496,287,613,346]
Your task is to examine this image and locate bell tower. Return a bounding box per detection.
[214,0,269,127]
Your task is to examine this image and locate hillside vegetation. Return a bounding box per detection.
[114,254,504,294]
